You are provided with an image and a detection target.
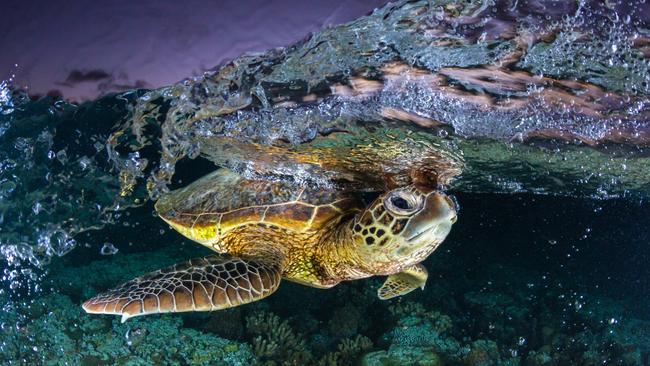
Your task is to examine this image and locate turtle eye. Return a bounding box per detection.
[384,191,420,216]
[391,196,411,210]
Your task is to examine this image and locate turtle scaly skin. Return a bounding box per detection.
[83,169,456,322]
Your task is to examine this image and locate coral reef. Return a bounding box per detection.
[318,335,373,366]
[0,293,255,366]
[382,301,468,363]
[245,311,312,365]
[4,246,646,366]
[362,347,443,366]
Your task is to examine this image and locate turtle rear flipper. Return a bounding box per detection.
[82,254,281,323]
[377,263,428,300]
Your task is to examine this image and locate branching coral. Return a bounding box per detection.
[244,310,375,365]
[318,335,373,366]
[383,301,468,362]
[245,310,313,365]
[251,335,280,359]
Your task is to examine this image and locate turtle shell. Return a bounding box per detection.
[155,169,362,241]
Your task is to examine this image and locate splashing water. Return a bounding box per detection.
[0,87,146,298]
[0,80,13,115]
[114,0,650,202]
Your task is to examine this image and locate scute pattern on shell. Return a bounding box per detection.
[156,168,363,234]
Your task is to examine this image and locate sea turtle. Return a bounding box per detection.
[83,168,457,322]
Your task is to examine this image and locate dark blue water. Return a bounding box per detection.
[3,172,649,364]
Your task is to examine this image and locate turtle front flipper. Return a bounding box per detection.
[82,254,281,323]
[377,264,428,300]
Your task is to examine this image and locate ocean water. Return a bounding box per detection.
[1,0,650,365]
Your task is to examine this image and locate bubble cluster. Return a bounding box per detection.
[0,88,142,293]
[0,80,13,115]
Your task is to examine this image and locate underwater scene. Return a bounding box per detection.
[1,0,650,365]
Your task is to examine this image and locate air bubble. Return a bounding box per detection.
[0,79,14,115]
[100,243,119,256]
[78,156,92,171]
[55,150,68,164]
[49,231,76,257]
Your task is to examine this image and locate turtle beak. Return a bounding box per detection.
[155,200,186,233]
[401,192,456,243]
[157,206,178,223]
[154,197,179,222]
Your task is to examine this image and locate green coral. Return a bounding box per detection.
[0,292,254,366]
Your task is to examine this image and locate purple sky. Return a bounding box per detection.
[0,0,387,101]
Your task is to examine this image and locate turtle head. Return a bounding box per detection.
[351,186,457,272]
[155,195,207,244]
[154,186,221,246]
